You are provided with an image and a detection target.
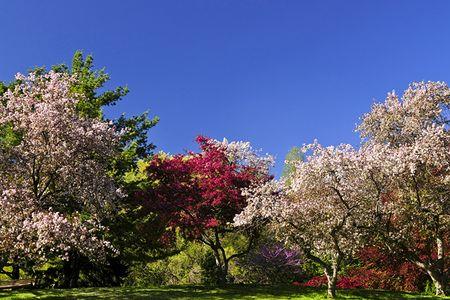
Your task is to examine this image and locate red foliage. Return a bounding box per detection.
[301,242,446,292]
[302,275,328,287]
[352,246,429,292]
[139,136,265,240]
[301,274,368,289]
[336,273,368,289]
[301,271,382,290]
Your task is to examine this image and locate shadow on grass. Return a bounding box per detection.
[0,285,446,299]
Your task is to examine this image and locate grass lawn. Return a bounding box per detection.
[0,285,448,299]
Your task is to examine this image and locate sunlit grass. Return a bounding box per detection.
[0,285,447,299]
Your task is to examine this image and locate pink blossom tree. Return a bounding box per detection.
[0,71,123,286]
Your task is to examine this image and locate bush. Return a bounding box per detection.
[301,246,430,292]
[236,243,303,284]
[353,246,428,292]
[124,242,207,286]
[199,252,225,285]
[302,275,328,288]
[301,272,372,290]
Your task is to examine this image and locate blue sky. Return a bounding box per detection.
[2,1,450,176]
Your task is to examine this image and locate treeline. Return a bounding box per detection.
[0,53,447,298]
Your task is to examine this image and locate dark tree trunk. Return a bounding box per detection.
[199,227,258,286]
[62,253,81,288]
[211,247,228,285]
[11,264,20,280]
[217,258,229,285]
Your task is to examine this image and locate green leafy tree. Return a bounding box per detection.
[59,52,163,286]
[53,52,159,170]
[281,146,303,185]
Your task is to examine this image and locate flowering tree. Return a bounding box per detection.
[0,71,123,286]
[358,82,450,295]
[140,136,273,283]
[237,81,450,296]
[236,144,375,298]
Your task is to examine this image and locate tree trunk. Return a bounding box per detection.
[200,227,253,286]
[62,253,80,288]
[217,262,228,285]
[11,264,20,280]
[413,261,447,296]
[427,268,446,296]
[432,236,447,296]
[212,248,228,285]
[413,236,447,296]
[212,228,230,285]
[324,264,338,298]
[220,258,229,285]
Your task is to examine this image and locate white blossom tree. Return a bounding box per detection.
[235,143,373,298]
[0,71,123,285]
[237,81,449,296]
[358,82,450,296]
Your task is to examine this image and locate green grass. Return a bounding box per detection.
[0,285,448,299]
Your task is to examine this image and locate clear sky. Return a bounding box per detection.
[2,1,450,176]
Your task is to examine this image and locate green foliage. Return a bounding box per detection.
[107,208,181,265]
[52,51,159,172]
[0,81,7,96]
[425,280,437,296]
[123,236,258,287]
[281,147,303,185]
[199,252,223,285]
[0,82,21,149]
[32,262,65,288]
[123,160,152,189]
[0,124,21,148]
[112,112,159,182]
[219,232,256,283]
[124,242,208,286]
[53,51,128,119]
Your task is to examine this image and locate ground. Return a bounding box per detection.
[0,285,448,300]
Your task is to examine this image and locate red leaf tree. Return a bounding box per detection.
[139,136,273,283]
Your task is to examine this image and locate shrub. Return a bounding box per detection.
[302,275,328,288]
[236,244,303,284]
[301,246,430,292]
[354,246,428,292]
[124,242,207,286]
